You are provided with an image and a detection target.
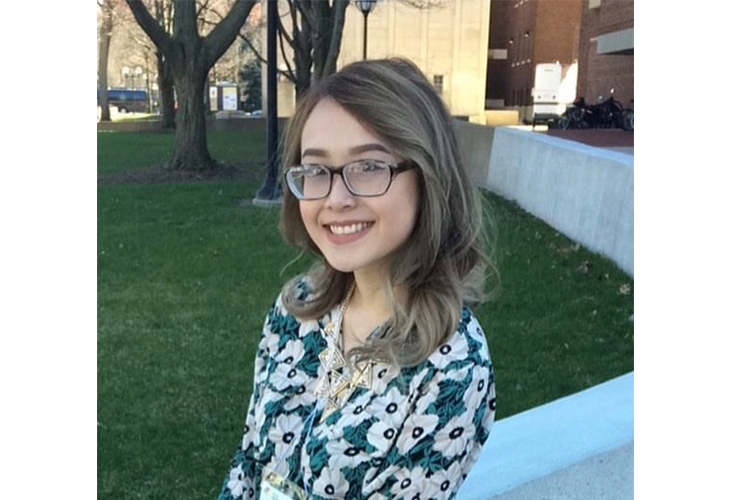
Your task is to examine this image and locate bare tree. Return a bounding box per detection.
[98,0,116,122]
[239,0,439,100]
[125,0,256,170]
[152,0,175,128]
[234,0,348,99]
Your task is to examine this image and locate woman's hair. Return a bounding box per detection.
[279,57,498,367]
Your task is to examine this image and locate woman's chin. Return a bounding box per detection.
[324,258,358,274]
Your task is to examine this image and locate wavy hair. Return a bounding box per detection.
[279,58,498,367]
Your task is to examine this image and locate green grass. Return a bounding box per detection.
[476,195,634,416]
[97,128,266,175]
[98,130,633,500]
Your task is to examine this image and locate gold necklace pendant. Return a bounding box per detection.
[315,283,374,420]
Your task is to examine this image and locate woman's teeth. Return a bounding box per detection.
[328,222,373,235]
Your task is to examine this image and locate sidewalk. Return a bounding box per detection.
[457,372,634,500]
[505,126,634,156]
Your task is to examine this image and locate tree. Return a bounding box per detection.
[98,0,116,122]
[236,0,348,99]
[125,0,256,170]
[281,0,349,98]
[239,60,262,112]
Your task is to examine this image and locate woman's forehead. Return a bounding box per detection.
[301,98,388,156]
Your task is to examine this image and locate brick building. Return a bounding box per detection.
[486,0,582,123]
[577,0,634,109]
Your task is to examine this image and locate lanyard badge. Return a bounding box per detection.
[260,467,307,500]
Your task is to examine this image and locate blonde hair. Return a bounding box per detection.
[279,58,498,367]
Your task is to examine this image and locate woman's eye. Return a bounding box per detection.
[304,166,328,177]
[358,161,386,173]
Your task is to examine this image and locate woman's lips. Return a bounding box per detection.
[324,221,374,244]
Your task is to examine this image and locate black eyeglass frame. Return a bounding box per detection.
[285,160,416,200]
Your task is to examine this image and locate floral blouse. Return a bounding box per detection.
[217,283,495,500]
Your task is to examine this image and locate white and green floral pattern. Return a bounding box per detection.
[218,282,495,500]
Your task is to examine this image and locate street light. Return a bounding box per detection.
[355,0,377,60]
[254,0,281,206]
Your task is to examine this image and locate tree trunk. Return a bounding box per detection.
[293,6,312,98]
[154,0,175,128]
[312,0,347,83]
[168,71,214,170]
[98,2,114,122]
[125,0,255,170]
[157,52,176,128]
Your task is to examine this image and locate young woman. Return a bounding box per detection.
[218,58,497,500]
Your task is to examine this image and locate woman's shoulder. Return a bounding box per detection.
[266,274,330,332]
[423,306,492,373]
[272,274,322,315]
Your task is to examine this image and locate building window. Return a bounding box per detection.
[433,75,444,94]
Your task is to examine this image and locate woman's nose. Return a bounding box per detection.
[325,172,355,210]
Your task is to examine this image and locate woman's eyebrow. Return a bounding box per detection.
[348,143,390,155]
[301,147,328,158]
[301,143,390,158]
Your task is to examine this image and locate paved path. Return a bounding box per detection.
[544,129,633,148]
[506,126,634,156]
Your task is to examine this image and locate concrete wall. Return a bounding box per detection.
[457,372,634,499]
[485,127,633,276]
[453,120,495,186]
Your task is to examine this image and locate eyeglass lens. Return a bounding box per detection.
[287,161,393,199]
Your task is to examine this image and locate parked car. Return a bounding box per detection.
[97,88,148,113]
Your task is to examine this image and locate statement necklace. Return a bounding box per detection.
[314,283,374,420]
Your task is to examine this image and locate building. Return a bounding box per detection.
[577,0,634,109]
[485,0,583,123]
[273,0,493,123]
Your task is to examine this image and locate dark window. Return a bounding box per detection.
[433,75,444,94]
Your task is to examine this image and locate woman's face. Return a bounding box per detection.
[298,98,420,277]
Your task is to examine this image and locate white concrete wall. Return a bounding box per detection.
[457,373,634,500]
[453,120,495,187]
[484,127,634,276]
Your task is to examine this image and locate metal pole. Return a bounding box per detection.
[363,12,369,60]
[254,0,281,205]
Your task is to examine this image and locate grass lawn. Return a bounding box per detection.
[97,130,633,500]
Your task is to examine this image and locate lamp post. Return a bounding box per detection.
[254,0,281,206]
[355,0,377,60]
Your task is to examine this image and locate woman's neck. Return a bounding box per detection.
[341,266,392,355]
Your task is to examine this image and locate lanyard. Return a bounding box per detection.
[265,397,324,495]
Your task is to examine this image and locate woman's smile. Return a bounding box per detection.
[324,220,375,243]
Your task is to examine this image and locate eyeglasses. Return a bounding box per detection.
[285,160,415,200]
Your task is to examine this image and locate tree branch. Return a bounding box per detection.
[277,13,295,50]
[322,0,348,77]
[277,19,297,84]
[294,0,316,30]
[395,0,447,9]
[239,33,266,64]
[125,0,173,53]
[196,0,212,19]
[202,0,256,70]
